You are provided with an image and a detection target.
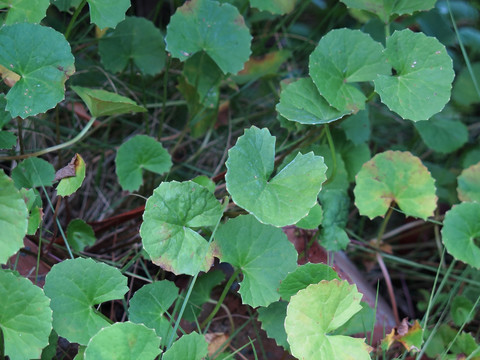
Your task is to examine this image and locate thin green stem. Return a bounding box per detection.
[200,267,241,329]
[375,206,394,247]
[64,0,88,40]
[323,124,336,184]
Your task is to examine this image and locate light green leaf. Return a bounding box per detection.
[215,215,298,307]
[457,162,480,203]
[296,203,323,230]
[450,296,474,327]
[452,62,480,107]
[374,29,455,121]
[0,269,52,360]
[354,151,437,219]
[165,0,252,74]
[71,86,146,118]
[415,117,468,154]
[249,0,297,14]
[191,175,216,193]
[99,17,166,75]
[0,170,28,264]
[20,188,43,235]
[162,332,208,360]
[0,0,49,24]
[66,219,96,252]
[140,181,223,276]
[309,28,390,113]
[441,202,480,269]
[276,78,349,124]
[11,157,55,189]
[84,322,162,360]
[56,153,86,197]
[115,135,172,192]
[225,126,327,227]
[43,258,128,345]
[257,301,289,350]
[86,0,130,30]
[285,280,371,360]
[0,23,75,119]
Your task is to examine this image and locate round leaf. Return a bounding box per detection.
[140,181,223,276]
[11,157,55,189]
[276,78,349,124]
[457,162,480,203]
[0,270,52,360]
[309,28,390,113]
[115,135,172,192]
[0,170,28,264]
[225,126,327,227]
[441,202,480,269]
[0,23,75,119]
[354,151,437,219]
[0,0,49,24]
[56,153,86,197]
[43,257,128,345]
[165,0,252,74]
[84,322,162,360]
[215,215,298,307]
[162,332,208,360]
[86,0,130,30]
[285,280,371,360]
[66,219,96,252]
[99,17,166,75]
[374,29,455,121]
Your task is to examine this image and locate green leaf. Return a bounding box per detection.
[276,78,349,124]
[115,135,172,192]
[99,17,166,75]
[215,215,298,307]
[43,257,128,345]
[191,175,216,193]
[309,28,390,113]
[128,280,178,345]
[457,162,480,203]
[165,0,252,74]
[0,269,52,360]
[296,203,323,230]
[415,117,468,154]
[20,188,43,235]
[452,62,480,107]
[249,0,297,14]
[257,301,289,350]
[318,189,351,252]
[285,280,371,360]
[0,23,75,119]
[0,131,16,149]
[51,0,83,12]
[56,153,86,197]
[0,94,12,128]
[314,144,349,193]
[66,219,96,252]
[0,0,49,24]
[278,263,340,301]
[11,157,55,189]
[339,142,371,183]
[140,181,223,276]
[163,332,208,360]
[225,126,327,227]
[0,170,28,264]
[86,0,130,30]
[71,86,146,118]
[334,301,375,337]
[233,50,291,84]
[374,29,455,121]
[340,109,371,145]
[84,322,162,360]
[450,296,475,327]
[354,151,437,219]
[441,202,480,269]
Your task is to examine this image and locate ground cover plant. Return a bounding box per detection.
[0,0,479,359]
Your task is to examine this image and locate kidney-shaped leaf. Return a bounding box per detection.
[0,170,28,265]
[276,78,349,124]
[162,332,208,360]
[116,135,172,192]
[0,0,49,24]
[0,23,75,119]
[0,270,52,360]
[165,0,252,74]
[285,280,371,360]
[86,0,130,30]
[354,151,437,219]
[375,29,454,121]
[309,28,390,113]
[11,157,55,189]
[441,202,480,269]
[99,17,166,75]
[84,322,162,360]
[457,162,480,203]
[226,126,327,227]
[43,257,128,345]
[215,215,298,307]
[140,181,223,276]
[66,219,96,252]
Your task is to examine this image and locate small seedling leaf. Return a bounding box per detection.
[162,332,208,360]
[56,154,86,197]
[43,257,128,345]
[215,215,297,307]
[0,0,49,24]
[11,157,55,189]
[66,219,96,252]
[86,0,130,30]
[140,181,223,276]
[354,151,437,219]
[457,162,480,203]
[84,322,162,360]
[374,29,454,121]
[451,296,475,327]
[165,0,252,74]
[226,126,327,227]
[0,269,52,360]
[249,0,297,15]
